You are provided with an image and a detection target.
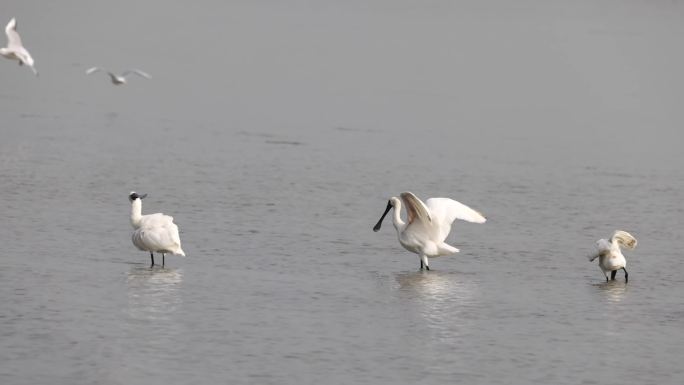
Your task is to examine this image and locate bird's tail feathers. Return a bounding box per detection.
[426,242,460,257]
[174,247,186,257]
[438,243,460,256]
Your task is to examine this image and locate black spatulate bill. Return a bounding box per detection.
[373,200,393,232]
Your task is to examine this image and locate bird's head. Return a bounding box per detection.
[128,191,148,202]
[373,196,400,232]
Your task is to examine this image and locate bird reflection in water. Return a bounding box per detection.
[127,266,184,321]
[395,271,477,340]
[594,281,627,304]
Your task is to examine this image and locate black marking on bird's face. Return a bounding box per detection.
[129,192,148,201]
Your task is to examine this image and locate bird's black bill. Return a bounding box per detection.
[373,200,393,232]
[139,193,148,199]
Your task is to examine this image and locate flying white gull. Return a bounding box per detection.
[86,67,151,85]
[0,18,38,76]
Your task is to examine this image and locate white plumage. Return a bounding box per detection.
[588,230,636,282]
[0,18,38,76]
[129,192,185,267]
[373,192,486,270]
[87,67,151,85]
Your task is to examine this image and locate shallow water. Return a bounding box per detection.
[1,1,684,384]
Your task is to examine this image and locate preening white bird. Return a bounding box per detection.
[129,192,185,267]
[86,67,151,85]
[0,18,38,76]
[588,230,637,282]
[373,192,486,270]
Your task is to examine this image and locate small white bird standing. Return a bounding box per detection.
[129,192,185,267]
[588,230,637,282]
[0,17,38,76]
[373,192,486,270]
[86,67,151,85]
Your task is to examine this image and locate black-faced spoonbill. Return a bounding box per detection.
[86,67,151,85]
[588,230,637,282]
[373,192,486,270]
[129,192,185,267]
[0,18,38,76]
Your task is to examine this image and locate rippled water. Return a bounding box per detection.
[1,1,684,384]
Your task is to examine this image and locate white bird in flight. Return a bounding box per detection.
[0,17,38,76]
[86,67,151,85]
[588,230,637,282]
[373,192,486,270]
[129,192,185,267]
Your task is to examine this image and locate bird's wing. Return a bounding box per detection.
[596,238,612,253]
[424,198,486,242]
[122,69,151,79]
[399,192,437,243]
[426,198,486,224]
[131,229,149,251]
[85,67,103,75]
[140,213,174,227]
[135,227,179,253]
[137,218,181,253]
[400,192,432,225]
[612,230,637,250]
[590,238,612,261]
[5,18,23,48]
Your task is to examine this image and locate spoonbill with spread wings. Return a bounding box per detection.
[588,230,636,282]
[373,192,486,270]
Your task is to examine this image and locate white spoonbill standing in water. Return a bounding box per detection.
[588,230,637,282]
[0,18,38,75]
[373,192,486,270]
[129,192,185,267]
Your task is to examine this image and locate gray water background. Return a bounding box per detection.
[1,1,684,384]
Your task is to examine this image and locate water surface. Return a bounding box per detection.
[1,1,684,384]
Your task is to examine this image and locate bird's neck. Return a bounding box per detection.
[392,201,406,232]
[130,200,143,228]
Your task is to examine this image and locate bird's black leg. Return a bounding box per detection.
[610,270,617,280]
[162,253,165,267]
[422,255,430,271]
[150,252,155,267]
[623,267,628,283]
[420,256,430,270]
